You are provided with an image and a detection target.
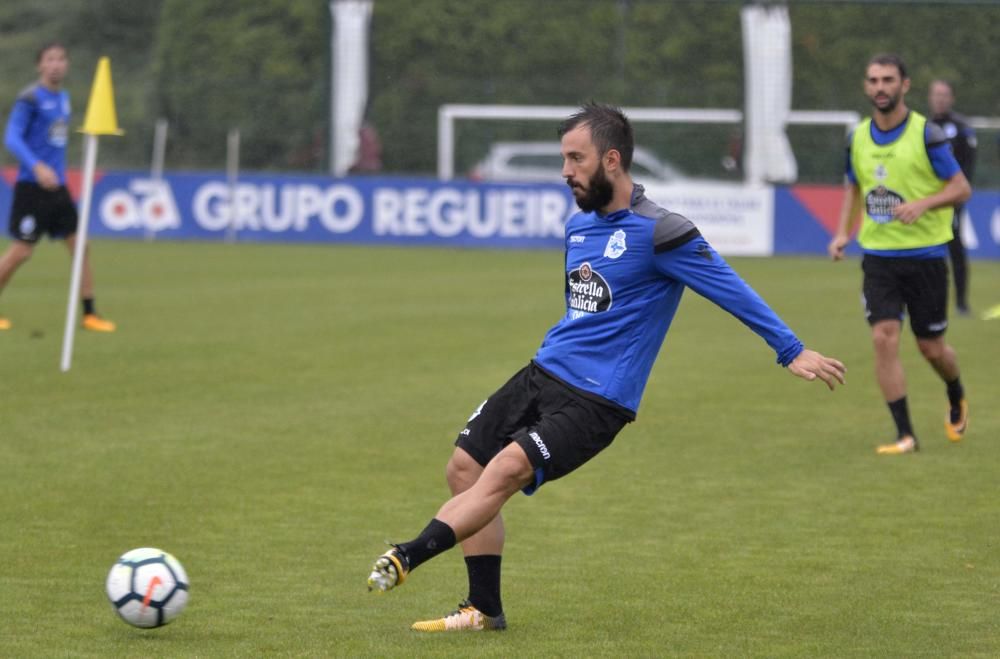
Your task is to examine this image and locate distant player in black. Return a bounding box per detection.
[927,79,977,315]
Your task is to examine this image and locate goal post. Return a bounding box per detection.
[437,103,862,182]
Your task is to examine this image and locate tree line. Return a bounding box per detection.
[1,0,996,184]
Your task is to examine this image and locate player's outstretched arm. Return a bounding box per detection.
[828,183,861,261]
[787,349,846,390]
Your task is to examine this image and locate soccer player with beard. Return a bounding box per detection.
[367,103,846,632]
[828,54,971,455]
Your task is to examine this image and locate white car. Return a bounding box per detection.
[470,141,686,184]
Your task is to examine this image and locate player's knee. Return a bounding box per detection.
[916,337,944,361]
[871,324,899,352]
[7,242,33,265]
[488,446,534,493]
[446,448,482,494]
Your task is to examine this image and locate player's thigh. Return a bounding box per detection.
[47,187,79,239]
[454,364,537,469]
[862,254,904,325]
[8,183,44,244]
[902,258,948,338]
[513,398,628,494]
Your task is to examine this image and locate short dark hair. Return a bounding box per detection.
[36,42,66,63]
[867,53,907,80]
[558,102,634,171]
[930,78,954,93]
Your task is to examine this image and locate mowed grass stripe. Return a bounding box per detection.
[0,240,996,657]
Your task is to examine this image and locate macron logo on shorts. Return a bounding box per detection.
[528,431,550,460]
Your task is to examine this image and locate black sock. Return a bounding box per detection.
[465,554,503,617]
[82,298,95,316]
[946,377,964,421]
[887,397,914,439]
[398,518,456,571]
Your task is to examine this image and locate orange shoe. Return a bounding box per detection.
[0,316,10,330]
[82,314,116,333]
[411,600,507,632]
[876,435,918,455]
[945,400,968,442]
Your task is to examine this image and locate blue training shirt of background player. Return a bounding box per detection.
[532,184,803,415]
[4,83,70,184]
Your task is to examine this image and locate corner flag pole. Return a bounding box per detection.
[60,57,124,372]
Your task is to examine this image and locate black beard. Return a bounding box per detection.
[870,93,900,114]
[572,165,615,213]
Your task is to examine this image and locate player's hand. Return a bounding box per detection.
[788,349,846,391]
[893,200,926,224]
[827,233,849,261]
[33,162,59,190]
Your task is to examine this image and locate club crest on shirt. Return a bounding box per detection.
[603,229,627,259]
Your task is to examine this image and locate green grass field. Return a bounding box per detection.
[0,239,997,658]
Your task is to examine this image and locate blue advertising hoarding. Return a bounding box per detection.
[1,169,998,259]
[87,172,571,249]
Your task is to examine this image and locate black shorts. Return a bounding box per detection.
[861,254,949,338]
[7,182,78,243]
[455,362,630,495]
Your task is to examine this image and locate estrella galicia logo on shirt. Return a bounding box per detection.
[568,261,612,318]
[603,229,627,259]
[865,186,904,224]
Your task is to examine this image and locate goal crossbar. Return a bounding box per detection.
[437,103,863,180]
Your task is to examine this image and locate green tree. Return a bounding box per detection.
[152,0,328,171]
[369,0,744,175]
[3,1,997,182]
[0,0,163,169]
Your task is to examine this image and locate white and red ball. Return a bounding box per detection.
[106,547,189,628]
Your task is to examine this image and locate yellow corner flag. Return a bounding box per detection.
[80,57,124,136]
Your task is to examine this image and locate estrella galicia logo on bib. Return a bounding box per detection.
[19,215,37,237]
[865,186,904,224]
[568,261,612,317]
[603,229,627,259]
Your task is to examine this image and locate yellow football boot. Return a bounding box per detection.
[367,546,409,592]
[876,435,918,455]
[411,600,507,632]
[82,314,116,332]
[945,400,968,442]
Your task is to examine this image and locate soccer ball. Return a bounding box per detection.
[105,547,189,628]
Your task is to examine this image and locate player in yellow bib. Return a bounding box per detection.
[828,54,971,455]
